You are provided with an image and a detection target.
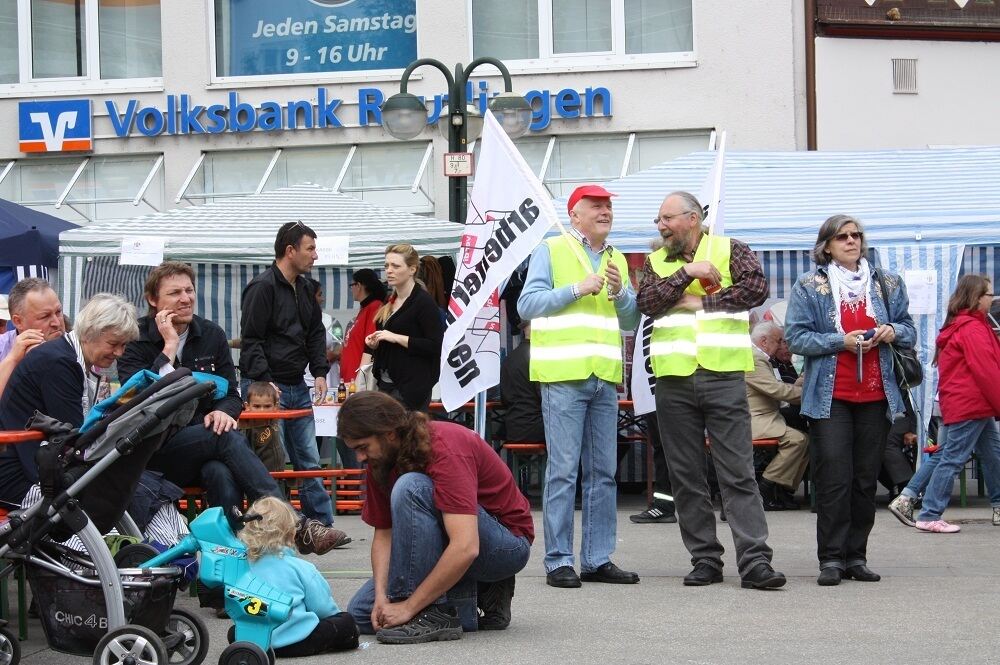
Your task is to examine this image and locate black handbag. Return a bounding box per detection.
[874,268,923,390]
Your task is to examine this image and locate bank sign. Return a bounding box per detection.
[227,0,416,76]
[16,84,612,152]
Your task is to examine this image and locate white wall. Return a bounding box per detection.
[0,0,803,222]
[816,37,1000,149]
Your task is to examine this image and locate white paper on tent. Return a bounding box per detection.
[903,269,937,315]
[312,405,340,436]
[119,237,165,266]
[315,236,350,265]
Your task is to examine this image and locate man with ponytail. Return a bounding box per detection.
[338,391,533,644]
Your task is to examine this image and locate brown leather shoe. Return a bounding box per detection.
[295,518,350,555]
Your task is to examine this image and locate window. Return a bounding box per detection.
[212,0,417,80]
[0,154,164,223]
[178,144,434,214]
[0,4,17,84]
[1,0,162,91]
[471,0,694,71]
[471,130,711,198]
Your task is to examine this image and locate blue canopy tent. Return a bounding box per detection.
[0,198,77,293]
[554,146,1000,432]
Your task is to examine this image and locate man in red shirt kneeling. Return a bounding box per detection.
[338,392,534,645]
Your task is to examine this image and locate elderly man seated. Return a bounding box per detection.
[746,322,809,510]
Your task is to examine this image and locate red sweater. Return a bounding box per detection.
[833,300,885,403]
[936,309,1000,424]
[340,298,382,381]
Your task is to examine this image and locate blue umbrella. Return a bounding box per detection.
[0,198,78,267]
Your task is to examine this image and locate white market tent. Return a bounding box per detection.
[553,145,1000,426]
[57,183,462,336]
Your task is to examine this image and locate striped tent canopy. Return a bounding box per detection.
[57,184,462,337]
[59,183,461,267]
[558,145,1000,253]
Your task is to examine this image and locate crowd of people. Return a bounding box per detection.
[1,186,999,651]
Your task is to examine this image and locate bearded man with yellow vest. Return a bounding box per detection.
[518,185,640,589]
[637,191,786,590]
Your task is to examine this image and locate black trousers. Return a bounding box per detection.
[274,612,359,657]
[809,399,889,570]
[642,414,674,511]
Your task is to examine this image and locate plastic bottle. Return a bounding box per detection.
[348,381,357,396]
[337,381,347,403]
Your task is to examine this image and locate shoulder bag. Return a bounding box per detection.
[873,268,923,390]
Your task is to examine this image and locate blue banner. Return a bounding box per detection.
[225,0,417,76]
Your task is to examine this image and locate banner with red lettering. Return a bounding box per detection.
[438,111,557,411]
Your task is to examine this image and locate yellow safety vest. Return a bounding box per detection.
[530,235,628,384]
[649,235,752,377]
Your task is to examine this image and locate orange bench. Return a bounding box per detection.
[502,442,547,498]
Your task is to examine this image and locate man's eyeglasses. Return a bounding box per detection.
[654,211,693,225]
[832,231,863,242]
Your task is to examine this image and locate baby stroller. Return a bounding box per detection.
[0,368,218,665]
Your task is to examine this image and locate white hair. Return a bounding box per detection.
[75,293,139,343]
[750,321,783,344]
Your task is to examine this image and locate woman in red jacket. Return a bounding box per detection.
[915,274,1000,533]
[341,269,387,385]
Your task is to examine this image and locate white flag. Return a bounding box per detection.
[698,130,727,235]
[629,314,656,416]
[439,111,558,411]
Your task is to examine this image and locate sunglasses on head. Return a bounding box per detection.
[832,231,863,242]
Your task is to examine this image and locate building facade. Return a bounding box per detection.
[0,0,803,226]
[812,0,1000,149]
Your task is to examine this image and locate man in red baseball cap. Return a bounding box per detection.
[517,184,641,589]
[565,184,616,215]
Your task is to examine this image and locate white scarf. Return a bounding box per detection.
[826,257,876,334]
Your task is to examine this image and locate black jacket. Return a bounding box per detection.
[0,336,84,506]
[499,339,545,443]
[118,314,243,421]
[369,285,443,409]
[239,264,329,385]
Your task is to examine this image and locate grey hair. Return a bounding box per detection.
[666,191,705,223]
[8,277,54,316]
[75,293,139,343]
[750,321,783,343]
[812,214,869,266]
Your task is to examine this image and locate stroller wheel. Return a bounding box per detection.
[163,608,209,665]
[0,625,20,665]
[94,624,168,665]
[226,626,235,645]
[219,641,269,665]
[114,543,161,568]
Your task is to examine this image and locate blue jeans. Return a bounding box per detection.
[539,376,619,574]
[903,424,1000,506]
[919,418,1000,521]
[243,379,334,525]
[347,473,531,634]
[147,424,284,530]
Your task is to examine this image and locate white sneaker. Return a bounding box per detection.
[992,507,1000,527]
[888,495,915,527]
[915,519,961,533]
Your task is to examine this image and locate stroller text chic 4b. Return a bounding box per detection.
[0,368,218,665]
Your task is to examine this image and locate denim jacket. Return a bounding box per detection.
[784,265,917,421]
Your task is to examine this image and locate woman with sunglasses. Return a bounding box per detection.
[785,214,916,586]
[342,269,388,387]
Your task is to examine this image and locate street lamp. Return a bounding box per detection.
[381,57,532,225]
